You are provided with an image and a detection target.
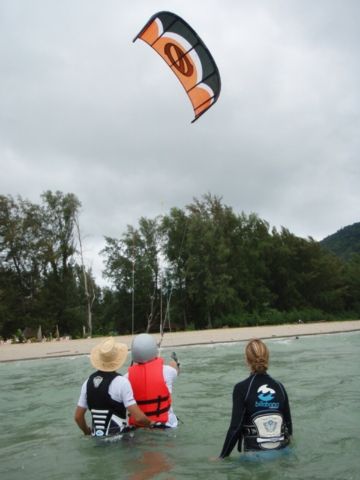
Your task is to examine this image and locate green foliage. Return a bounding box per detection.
[102,194,360,334]
[101,217,163,334]
[321,222,360,260]
[0,191,99,338]
[214,308,338,329]
[1,192,359,339]
[343,254,360,312]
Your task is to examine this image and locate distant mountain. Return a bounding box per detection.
[320,222,360,260]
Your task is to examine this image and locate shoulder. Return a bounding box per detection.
[111,374,132,390]
[108,373,136,406]
[109,374,134,397]
[264,374,288,397]
[266,374,285,389]
[80,378,89,394]
[77,379,89,408]
[275,379,288,397]
[235,375,253,389]
[233,376,253,396]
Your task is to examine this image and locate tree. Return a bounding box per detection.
[74,215,95,336]
[343,254,360,312]
[38,191,82,335]
[266,228,345,312]
[0,195,43,298]
[101,217,162,334]
[40,191,80,278]
[162,194,246,329]
[228,212,273,314]
[0,191,85,338]
[161,207,190,329]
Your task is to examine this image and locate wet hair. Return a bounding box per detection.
[245,338,269,374]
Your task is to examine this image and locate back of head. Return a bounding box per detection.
[245,338,269,374]
[131,333,158,363]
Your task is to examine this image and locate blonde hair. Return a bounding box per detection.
[245,339,269,374]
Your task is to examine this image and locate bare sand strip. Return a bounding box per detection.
[1,320,359,363]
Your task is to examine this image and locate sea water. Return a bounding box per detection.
[0,331,359,480]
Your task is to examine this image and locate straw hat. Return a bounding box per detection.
[90,337,128,372]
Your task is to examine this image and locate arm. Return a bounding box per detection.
[127,404,153,427]
[169,352,180,374]
[282,388,293,437]
[219,383,246,458]
[74,406,91,435]
[168,360,179,373]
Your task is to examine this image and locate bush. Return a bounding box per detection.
[213,307,357,329]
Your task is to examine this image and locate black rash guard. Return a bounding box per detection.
[220,372,292,458]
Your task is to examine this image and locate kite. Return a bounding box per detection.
[133,11,221,123]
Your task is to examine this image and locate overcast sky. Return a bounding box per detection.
[1,0,359,284]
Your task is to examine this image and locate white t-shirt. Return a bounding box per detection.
[125,364,178,428]
[77,375,136,410]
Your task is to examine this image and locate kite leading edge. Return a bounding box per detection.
[133,11,221,123]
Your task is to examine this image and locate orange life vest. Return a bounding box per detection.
[128,357,171,425]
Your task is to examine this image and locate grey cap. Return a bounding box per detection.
[131,333,158,363]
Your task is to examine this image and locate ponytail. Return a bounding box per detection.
[245,339,269,374]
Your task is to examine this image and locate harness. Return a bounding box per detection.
[86,371,128,437]
[241,374,290,451]
[242,413,288,450]
[128,357,171,425]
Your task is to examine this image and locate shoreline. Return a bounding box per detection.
[1,319,359,363]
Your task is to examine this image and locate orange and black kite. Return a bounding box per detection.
[133,11,221,123]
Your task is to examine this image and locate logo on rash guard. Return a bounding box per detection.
[255,384,279,408]
[257,384,275,401]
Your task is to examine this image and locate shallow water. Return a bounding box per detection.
[0,332,359,480]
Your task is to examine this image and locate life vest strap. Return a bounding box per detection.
[144,405,171,417]
[136,395,169,405]
[136,394,171,417]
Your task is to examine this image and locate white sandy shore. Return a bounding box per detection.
[1,320,359,363]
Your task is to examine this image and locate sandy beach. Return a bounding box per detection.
[1,320,359,363]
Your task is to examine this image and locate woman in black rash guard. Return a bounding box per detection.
[219,339,292,458]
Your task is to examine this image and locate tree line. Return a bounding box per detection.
[1,191,359,340]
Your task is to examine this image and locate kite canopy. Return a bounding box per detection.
[133,11,221,123]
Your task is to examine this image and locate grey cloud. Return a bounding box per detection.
[1,0,359,284]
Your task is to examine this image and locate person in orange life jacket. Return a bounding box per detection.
[74,337,153,437]
[126,333,179,428]
[219,338,292,457]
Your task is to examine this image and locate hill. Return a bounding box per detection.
[320,222,360,260]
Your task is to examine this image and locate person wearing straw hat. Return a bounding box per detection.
[74,337,153,437]
[126,333,180,428]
